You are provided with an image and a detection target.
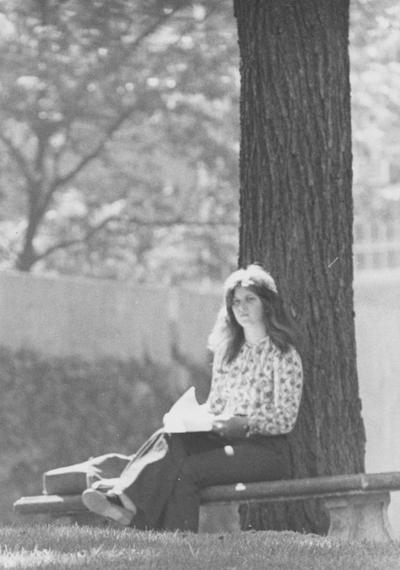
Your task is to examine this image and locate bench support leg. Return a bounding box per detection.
[199,502,240,533]
[324,491,394,542]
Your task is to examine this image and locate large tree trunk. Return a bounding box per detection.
[234,0,366,533]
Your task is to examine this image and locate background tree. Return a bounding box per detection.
[234,0,366,533]
[350,0,400,229]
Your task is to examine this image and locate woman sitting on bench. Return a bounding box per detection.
[82,264,303,531]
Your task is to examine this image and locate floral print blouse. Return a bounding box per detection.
[206,336,303,436]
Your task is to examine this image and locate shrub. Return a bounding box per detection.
[0,346,191,524]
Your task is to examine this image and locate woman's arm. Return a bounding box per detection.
[247,346,303,436]
[212,414,249,438]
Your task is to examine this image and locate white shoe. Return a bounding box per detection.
[82,489,133,526]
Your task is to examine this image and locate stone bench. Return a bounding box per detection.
[14,471,400,542]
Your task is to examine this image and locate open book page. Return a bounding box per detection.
[163,387,215,433]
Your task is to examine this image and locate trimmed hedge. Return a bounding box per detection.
[0,346,203,525]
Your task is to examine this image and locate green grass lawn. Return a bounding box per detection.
[1,524,400,570]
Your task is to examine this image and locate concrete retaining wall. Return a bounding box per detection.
[0,271,171,364]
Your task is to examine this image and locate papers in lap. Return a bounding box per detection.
[163,387,215,433]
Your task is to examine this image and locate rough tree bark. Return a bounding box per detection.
[234,0,366,533]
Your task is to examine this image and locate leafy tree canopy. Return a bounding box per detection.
[0,0,239,284]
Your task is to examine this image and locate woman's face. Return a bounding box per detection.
[231,286,265,328]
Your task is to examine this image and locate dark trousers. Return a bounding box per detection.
[112,431,291,532]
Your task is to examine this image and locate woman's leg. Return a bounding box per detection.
[107,432,217,529]
[160,435,290,531]
[83,432,289,532]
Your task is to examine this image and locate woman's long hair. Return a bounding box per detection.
[208,265,299,363]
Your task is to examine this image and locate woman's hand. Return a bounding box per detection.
[212,415,249,438]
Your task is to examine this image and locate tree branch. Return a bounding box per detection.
[0,132,37,187]
[34,215,120,261]
[65,5,186,111]
[51,105,136,191]
[34,214,237,262]
[126,216,237,228]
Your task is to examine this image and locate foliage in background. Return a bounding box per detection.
[0,0,399,284]
[0,345,209,524]
[350,0,400,222]
[0,0,239,284]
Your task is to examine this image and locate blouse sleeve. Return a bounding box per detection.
[247,346,303,436]
[205,347,226,416]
